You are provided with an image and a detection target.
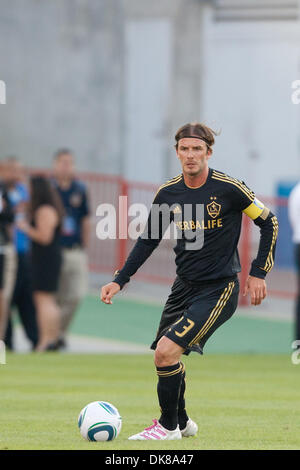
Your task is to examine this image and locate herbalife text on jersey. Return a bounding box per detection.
[95,198,224,251]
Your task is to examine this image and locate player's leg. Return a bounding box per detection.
[162,277,239,437]
[155,336,185,431]
[128,336,184,440]
[129,276,204,441]
[175,361,198,437]
[147,277,199,438]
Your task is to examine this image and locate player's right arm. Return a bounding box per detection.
[229,178,278,305]
[100,189,171,303]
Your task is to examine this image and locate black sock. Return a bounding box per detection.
[156,362,183,431]
[178,362,189,430]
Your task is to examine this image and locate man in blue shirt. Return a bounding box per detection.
[4,157,38,350]
[52,149,90,348]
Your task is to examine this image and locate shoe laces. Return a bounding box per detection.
[145,419,160,431]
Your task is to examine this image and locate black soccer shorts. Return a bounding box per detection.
[150,275,239,355]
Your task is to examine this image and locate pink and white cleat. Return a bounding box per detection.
[128,419,182,440]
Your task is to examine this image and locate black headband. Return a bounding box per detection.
[176,134,211,147]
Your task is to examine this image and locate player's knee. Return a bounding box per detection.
[154,348,170,367]
[154,341,177,367]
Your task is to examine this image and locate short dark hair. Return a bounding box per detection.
[53,148,73,160]
[175,122,219,150]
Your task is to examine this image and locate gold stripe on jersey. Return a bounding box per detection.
[212,170,254,197]
[213,172,255,200]
[188,281,235,347]
[159,174,182,190]
[164,173,182,183]
[154,174,182,198]
[212,172,255,200]
[242,198,265,220]
[211,171,255,202]
[262,216,279,273]
[212,175,255,202]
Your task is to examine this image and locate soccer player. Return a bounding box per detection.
[100,122,279,440]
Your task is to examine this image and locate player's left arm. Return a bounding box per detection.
[242,197,279,305]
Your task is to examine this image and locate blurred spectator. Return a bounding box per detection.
[16,176,64,351]
[4,157,38,350]
[0,160,16,340]
[52,149,90,349]
[288,184,300,341]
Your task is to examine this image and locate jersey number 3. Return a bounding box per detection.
[174,318,195,338]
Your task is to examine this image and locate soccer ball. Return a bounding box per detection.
[78,401,122,441]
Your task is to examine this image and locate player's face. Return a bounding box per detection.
[176,138,212,176]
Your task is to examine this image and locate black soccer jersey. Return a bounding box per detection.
[113,168,278,289]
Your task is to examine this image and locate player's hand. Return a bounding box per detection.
[101,282,120,304]
[242,275,267,306]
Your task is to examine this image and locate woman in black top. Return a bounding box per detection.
[17,176,64,351]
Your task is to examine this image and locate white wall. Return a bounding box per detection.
[123,20,172,184]
[201,10,300,196]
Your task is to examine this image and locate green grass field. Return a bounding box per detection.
[1,353,300,450]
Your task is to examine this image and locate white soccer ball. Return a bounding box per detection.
[78,401,122,441]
